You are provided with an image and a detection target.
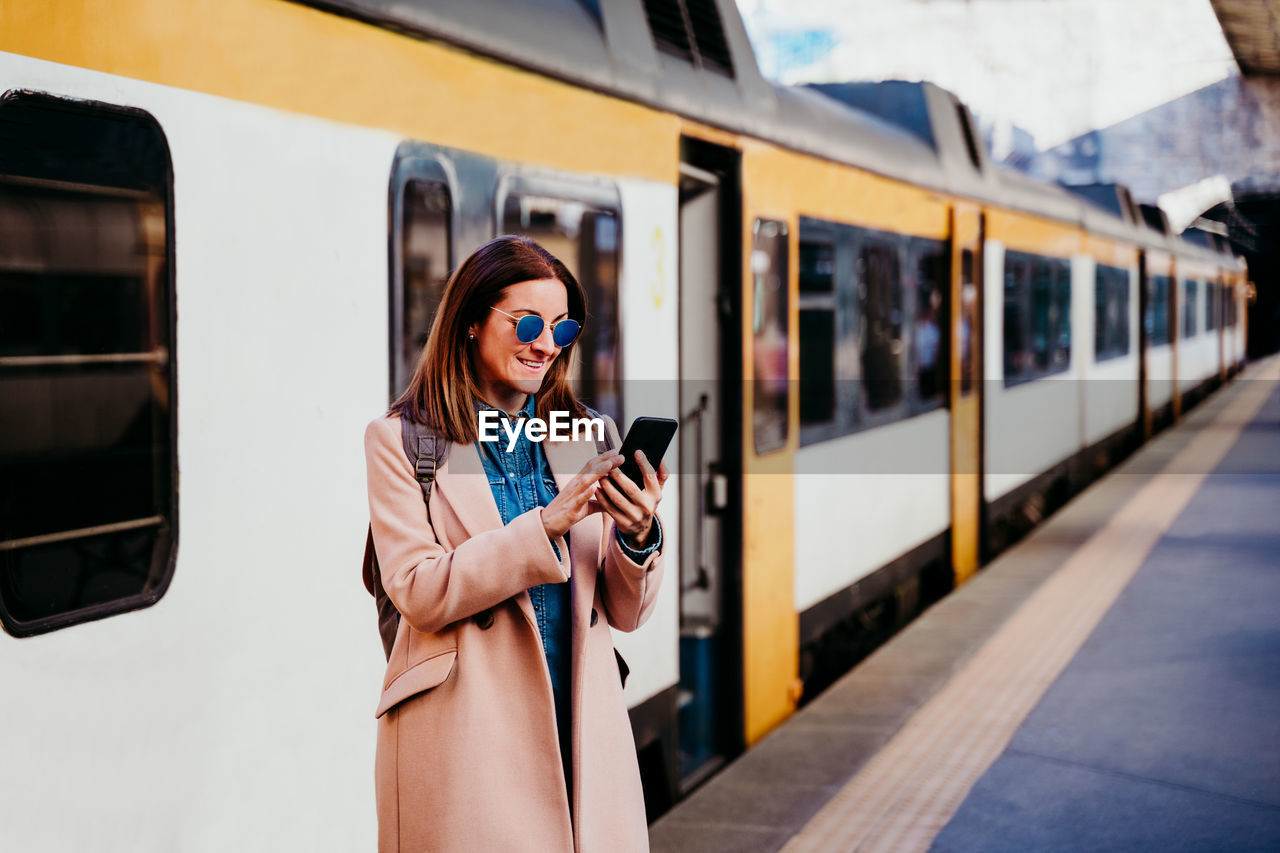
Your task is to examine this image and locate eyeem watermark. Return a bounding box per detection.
[478,410,605,452]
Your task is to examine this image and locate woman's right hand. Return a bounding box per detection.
[542,450,624,540]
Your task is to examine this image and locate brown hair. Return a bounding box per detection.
[389,234,590,442]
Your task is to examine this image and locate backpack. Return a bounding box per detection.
[362,412,614,661]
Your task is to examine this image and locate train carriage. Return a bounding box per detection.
[0,0,1250,847]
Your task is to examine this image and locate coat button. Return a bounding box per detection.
[590,608,599,627]
[474,610,495,630]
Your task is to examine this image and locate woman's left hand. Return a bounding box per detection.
[598,450,669,549]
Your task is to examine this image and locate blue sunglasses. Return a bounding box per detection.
[491,306,581,347]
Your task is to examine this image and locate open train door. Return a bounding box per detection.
[674,138,744,791]
[950,205,984,582]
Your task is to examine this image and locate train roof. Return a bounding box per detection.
[295,1,987,199]
[291,0,1242,267]
[1062,183,1143,225]
[291,0,949,184]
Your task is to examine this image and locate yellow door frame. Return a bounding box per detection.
[950,204,983,585]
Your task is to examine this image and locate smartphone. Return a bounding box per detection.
[616,417,678,487]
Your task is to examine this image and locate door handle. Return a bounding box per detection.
[705,467,729,515]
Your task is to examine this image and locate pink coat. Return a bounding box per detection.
[364,413,663,852]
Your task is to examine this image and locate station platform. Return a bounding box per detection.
[651,356,1280,853]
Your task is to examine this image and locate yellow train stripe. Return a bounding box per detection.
[781,355,1280,853]
[1,0,677,182]
[745,144,950,240]
[1079,234,1139,268]
[986,207,1080,258]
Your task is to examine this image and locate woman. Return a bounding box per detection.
[364,235,667,852]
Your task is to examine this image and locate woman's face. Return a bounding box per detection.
[471,277,571,412]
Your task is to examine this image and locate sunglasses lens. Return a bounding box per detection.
[515,315,544,343]
[552,320,581,347]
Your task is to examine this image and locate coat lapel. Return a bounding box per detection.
[434,441,541,633]
[541,435,595,494]
[544,436,606,630]
[432,442,502,537]
[436,435,605,640]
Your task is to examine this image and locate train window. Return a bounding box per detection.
[858,240,903,412]
[1003,253,1031,383]
[800,239,835,294]
[799,309,836,425]
[1182,279,1198,338]
[1205,282,1219,332]
[394,178,452,397]
[798,221,949,446]
[1094,264,1130,361]
[1031,263,1054,370]
[751,218,789,455]
[1003,251,1070,385]
[909,239,948,411]
[1145,274,1172,346]
[799,236,837,426]
[501,192,621,422]
[0,93,175,637]
[1033,262,1070,372]
[959,249,977,396]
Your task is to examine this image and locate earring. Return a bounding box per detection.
[467,332,477,342]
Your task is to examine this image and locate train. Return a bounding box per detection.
[0,0,1250,847]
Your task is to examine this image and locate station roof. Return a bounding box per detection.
[1210,0,1280,75]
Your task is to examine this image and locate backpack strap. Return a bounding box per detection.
[364,417,452,661]
[401,416,451,502]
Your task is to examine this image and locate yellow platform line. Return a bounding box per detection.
[783,358,1280,853]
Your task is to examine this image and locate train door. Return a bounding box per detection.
[950,205,984,580]
[676,138,743,789]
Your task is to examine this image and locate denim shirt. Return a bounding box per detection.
[474,397,660,794]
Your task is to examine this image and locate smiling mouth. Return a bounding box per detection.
[517,358,546,370]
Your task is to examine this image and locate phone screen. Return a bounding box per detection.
[617,417,678,487]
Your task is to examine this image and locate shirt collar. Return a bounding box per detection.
[474,394,535,420]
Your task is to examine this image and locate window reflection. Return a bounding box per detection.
[397,179,451,396]
[911,241,947,409]
[799,308,835,425]
[1003,250,1070,386]
[1094,264,1130,361]
[1182,279,1198,339]
[1146,275,1172,346]
[959,249,977,395]
[796,218,949,446]
[798,238,835,426]
[502,193,620,422]
[858,242,903,411]
[751,219,789,455]
[799,239,834,294]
